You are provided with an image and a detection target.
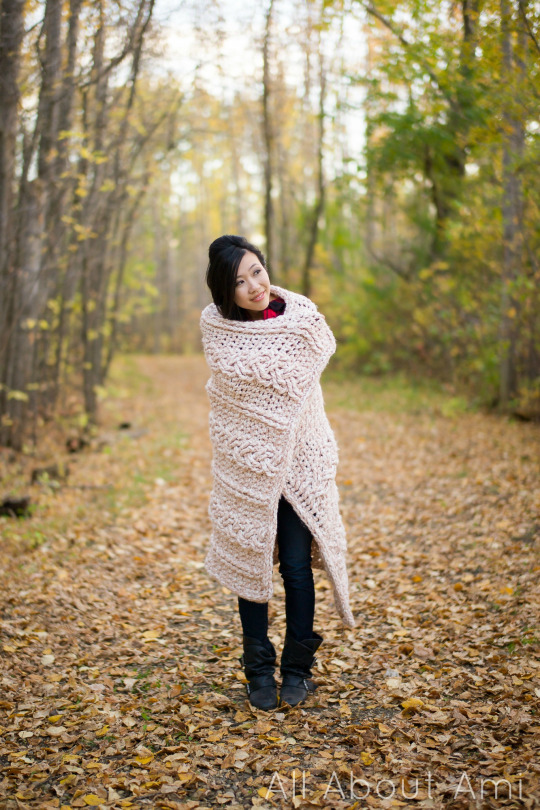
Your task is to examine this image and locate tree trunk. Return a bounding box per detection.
[262,0,275,271]
[0,0,25,448]
[1,0,64,446]
[5,181,44,444]
[301,45,326,299]
[49,0,84,411]
[31,0,65,422]
[498,0,524,410]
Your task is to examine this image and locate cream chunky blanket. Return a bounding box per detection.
[200,284,355,629]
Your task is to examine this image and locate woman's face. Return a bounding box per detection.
[234,251,271,319]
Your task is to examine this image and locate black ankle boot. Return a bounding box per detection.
[279,631,323,707]
[239,635,278,710]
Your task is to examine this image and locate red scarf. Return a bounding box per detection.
[263,295,286,320]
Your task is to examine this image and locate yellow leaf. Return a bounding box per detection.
[402,697,424,710]
[49,715,62,723]
[135,754,154,765]
[258,787,274,799]
[176,773,195,784]
[360,751,374,765]
[432,260,449,270]
[7,390,29,402]
[339,702,352,717]
[141,630,160,640]
[412,575,422,582]
[413,307,429,326]
[95,725,109,737]
[83,795,103,806]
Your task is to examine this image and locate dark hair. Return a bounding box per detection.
[206,234,268,321]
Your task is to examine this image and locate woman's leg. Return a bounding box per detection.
[238,597,272,647]
[276,495,315,641]
[237,597,277,710]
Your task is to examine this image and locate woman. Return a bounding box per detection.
[200,234,355,711]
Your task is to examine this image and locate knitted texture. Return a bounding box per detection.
[200,284,355,629]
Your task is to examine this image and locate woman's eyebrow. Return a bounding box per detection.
[236,263,261,277]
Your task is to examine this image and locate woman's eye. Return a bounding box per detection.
[254,268,261,275]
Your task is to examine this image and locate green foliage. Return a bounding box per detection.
[314,0,540,415]
[5,0,538,449]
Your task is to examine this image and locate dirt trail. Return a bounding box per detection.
[1,355,539,809]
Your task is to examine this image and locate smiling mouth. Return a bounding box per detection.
[251,292,265,302]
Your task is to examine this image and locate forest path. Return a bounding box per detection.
[0,355,539,809]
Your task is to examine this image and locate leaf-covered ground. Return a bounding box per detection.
[1,356,539,810]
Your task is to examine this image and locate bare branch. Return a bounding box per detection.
[518,0,540,55]
[79,0,153,90]
[362,2,459,112]
[365,243,414,282]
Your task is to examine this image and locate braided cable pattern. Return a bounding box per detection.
[200,284,355,628]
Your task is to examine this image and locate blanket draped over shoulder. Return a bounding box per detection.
[200,284,355,629]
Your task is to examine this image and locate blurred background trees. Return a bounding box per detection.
[1,0,538,450]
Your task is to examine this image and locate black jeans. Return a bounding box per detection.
[238,495,315,643]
